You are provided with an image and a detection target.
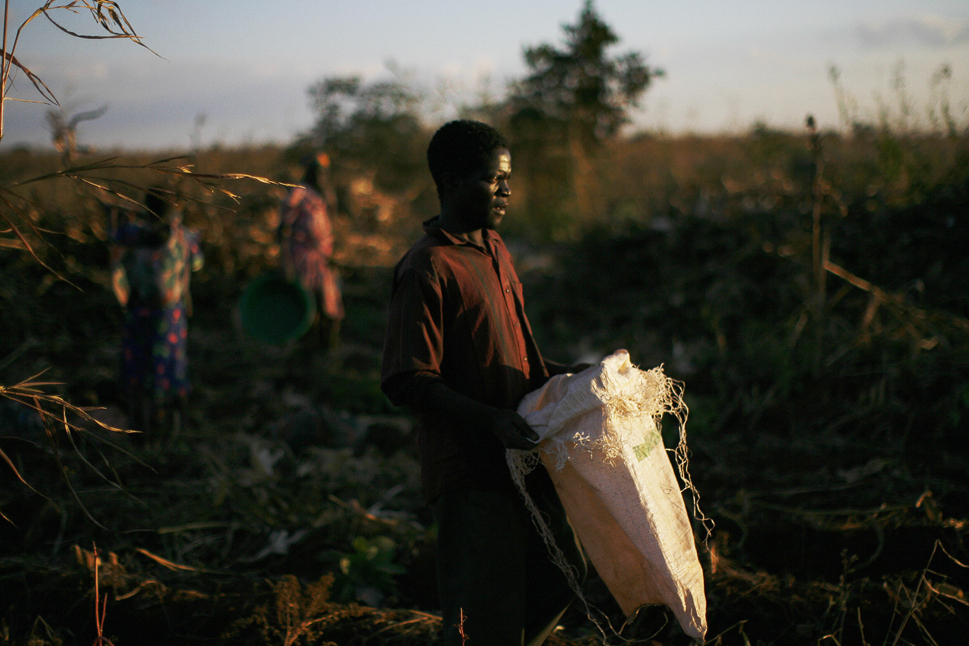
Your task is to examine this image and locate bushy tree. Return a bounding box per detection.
[508,0,660,151]
[300,72,428,195]
[503,1,661,238]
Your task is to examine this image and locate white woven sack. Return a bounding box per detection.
[510,349,707,642]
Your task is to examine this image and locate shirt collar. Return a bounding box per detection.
[423,216,495,250]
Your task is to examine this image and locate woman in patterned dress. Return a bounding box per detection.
[277,154,345,350]
[110,188,203,438]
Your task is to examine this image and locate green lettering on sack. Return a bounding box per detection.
[632,427,662,462]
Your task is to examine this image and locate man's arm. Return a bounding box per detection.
[423,381,539,450]
[382,257,539,450]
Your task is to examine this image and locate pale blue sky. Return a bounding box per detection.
[3,0,968,150]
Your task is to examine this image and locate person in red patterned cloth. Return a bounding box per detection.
[110,187,203,439]
[381,120,589,646]
[277,153,345,350]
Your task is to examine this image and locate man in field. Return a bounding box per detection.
[381,120,588,645]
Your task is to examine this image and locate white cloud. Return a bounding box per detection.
[855,17,969,49]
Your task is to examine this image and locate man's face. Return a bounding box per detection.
[450,147,512,230]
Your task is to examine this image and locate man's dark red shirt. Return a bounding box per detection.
[381,219,549,501]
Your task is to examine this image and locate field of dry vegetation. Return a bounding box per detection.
[2,126,969,645]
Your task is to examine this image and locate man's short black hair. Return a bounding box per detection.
[427,120,509,194]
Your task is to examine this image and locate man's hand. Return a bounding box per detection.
[422,381,539,449]
[487,408,540,450]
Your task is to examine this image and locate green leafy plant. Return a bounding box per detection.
[332,536,405,606]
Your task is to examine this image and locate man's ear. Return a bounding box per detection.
[440,170,461,189]
[438,170,464,200]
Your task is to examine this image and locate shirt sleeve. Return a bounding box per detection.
[380,261,447,411]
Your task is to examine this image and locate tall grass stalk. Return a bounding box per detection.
[0,2,293,527]
[1,1,152,146]
[90,543,116,646]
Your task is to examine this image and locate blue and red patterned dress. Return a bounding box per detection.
[111,216,203,406]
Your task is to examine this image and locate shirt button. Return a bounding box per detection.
[523,356,528,362]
